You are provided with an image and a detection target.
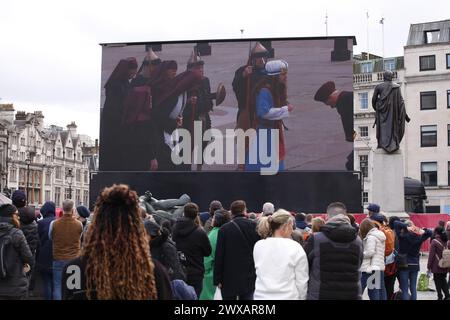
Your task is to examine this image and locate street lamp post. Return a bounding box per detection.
[66,168,74,200]
[25,157,31,205]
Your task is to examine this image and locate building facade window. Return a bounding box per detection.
[76,169,81,182]
[20,137,25,146]
[83,190,89,206]
[359,126,369,137]
[447,90,450,108]
[45,172,51,185]
[55,166,62,180]
[55,187,61,207]
[45,190,51,202]
[76,189,81,205]
[20,152,25,161]
[448,161,450,186]
[420,91,437,110]
[448,124,450,146]
[362,192,368,204]
[9,169,17,182]
[421,125,437,147]
[56,147,62,157]
[447,54,450,69]
[424,30,440,44]
[421,162,437,187]
[384,59,395,71]
[358,92,369,110]
[359,155,368,178]
[361,62,373,73]
[419,55,436,71]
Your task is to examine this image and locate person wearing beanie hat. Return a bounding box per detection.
[0,203,34,299]
[367,203,381,217]
[12,190,27,208]
[172,202,212,297]
[75,205,90,225]
[200,209,231,300]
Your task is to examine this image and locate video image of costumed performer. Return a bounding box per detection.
[99,57,138,171]
[118,49,162,171]
[233,42,270,170]
[314,81,354,170]
[182,50,226,171]
[245,59,294,172]
[150,60,203,171]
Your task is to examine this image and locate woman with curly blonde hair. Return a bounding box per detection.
[62,184,172,300]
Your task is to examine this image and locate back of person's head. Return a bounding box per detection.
[62,199,75,215]
[184,202,199,220]
[438,220,446,228]
[248,213,257,221]
[257,209,293,239]
[389,216,400,230]
[434,226,448,243]
[40,201,56,218]
[19,206,36,225]
[347,214,356,225]
[359,218,376,239]
[0,204,19,228]
[209,200,222,215]
[305,214,313,224]
[262,202,275,216]
[161,220,173,234]
[230,200,246,217]
[12,190,26,208]
[212,209,231,228]
[76,205,91,220]
[295,212,306,222]
[326,202,347,219]
[82,184,157,300]
[312,217,325,233]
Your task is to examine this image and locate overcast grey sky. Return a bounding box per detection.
[0,0,448,140]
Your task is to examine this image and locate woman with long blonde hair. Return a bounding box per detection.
[253,209,309,300]
[61,184,172,300]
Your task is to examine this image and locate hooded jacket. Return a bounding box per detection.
[19,206,40,256]
[172,217,211,283]
[36,203,56,273]
[150,227,186,281]
[360,228,386,272]
[305,215,363,300]
[0,216,34,298]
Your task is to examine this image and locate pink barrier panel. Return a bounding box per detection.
[409,214,450,252]
[311,213,450,252]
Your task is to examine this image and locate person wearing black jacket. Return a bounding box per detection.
[19,206,39,296]
[214,200,260,300]
[145,220,186,281]
[0,204,34,299]
[172,203,212,297]
[36,201,56,300]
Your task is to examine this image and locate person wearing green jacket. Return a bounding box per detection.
[200,209,231,300]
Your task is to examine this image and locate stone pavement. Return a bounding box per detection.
[362,254,443,300]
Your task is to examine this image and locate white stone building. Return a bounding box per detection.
[403,20,450,213]
[0,105,93,208]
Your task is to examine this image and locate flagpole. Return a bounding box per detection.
[325,11,328,36]
[366,11,370,61]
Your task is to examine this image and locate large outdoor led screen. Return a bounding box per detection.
[99,37,354,174]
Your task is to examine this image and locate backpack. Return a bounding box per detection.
[0,230,17,279]
[379,225,395,256]
[433,240,450,269]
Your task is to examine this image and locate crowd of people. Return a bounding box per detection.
[0,186,449,300]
